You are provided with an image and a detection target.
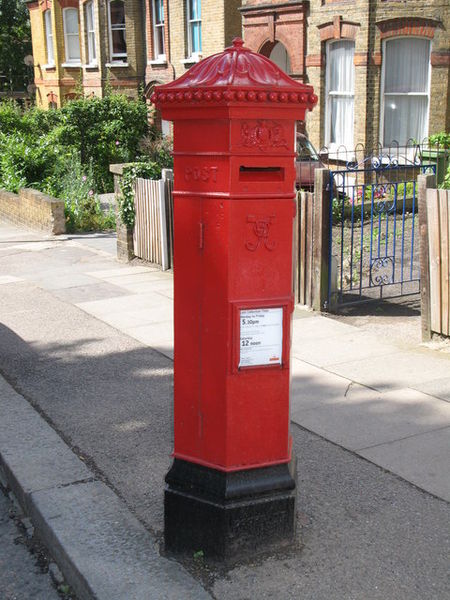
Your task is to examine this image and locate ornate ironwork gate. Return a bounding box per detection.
[327,157,435,309]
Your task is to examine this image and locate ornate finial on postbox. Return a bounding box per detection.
[153,36,318,111]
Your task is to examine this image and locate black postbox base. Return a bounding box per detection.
[164,456,297,560]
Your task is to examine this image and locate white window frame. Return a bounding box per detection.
[85,1,97,66]
[152,0,166,61]
[44,10,54,66]
[108,0,127,62]
[379,36,431,148]
[187,0,201,60]
[62,8,81,65]
[324,39,355,150]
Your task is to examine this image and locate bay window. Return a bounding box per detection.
[85,1,96,65]
[325,40,355,148]
[108,0,127,61]
[381,38,431,145]
[187,0,201,58]
[152,0,165,60]
[63,8,81,64]
[44,10,54,66]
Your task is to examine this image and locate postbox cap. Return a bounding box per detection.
[151,38,317,110]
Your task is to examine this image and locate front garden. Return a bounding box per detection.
[0,94,172,232]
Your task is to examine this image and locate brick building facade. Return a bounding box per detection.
[144,0,242,128]
[27,0,145,108]
[27,0,242,110]
[241,0,450,151]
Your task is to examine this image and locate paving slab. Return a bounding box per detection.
[292,315,357,340]
[76,292,166,317]
[0,275,23,284]
[290,358,358,411]
[291,329,398,367]
[2,241,65,252]
[66,233,117,255]
[291,387,450,453]
[86,266,156,278]
[114,280,174,295]
[125,321,174,359]
[326,350,450,391]
[94,306,172,330]
[52,282,131,304]
[412,376,450,403]
[29,481,212,600]
[155,287,174,300]
[96,271,172,285]
[359,427,450,502]
[33,272,101,290]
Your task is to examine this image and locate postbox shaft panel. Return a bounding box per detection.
[173,178,295,469]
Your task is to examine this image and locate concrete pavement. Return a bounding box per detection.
[0,220,449,600]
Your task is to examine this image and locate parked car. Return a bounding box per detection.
[295,133,325,191]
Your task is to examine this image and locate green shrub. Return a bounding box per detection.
[0,95,161,230]
[441,164,450,190]
[0,101,25,134]
[138,134,173,169]
[52,152,115,232]
[58,94,150,192]
[0,130,65,192]
[0,95,151,194]
[429,132,450,148]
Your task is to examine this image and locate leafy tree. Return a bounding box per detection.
[57,94,150,191]
[0,0,32,92]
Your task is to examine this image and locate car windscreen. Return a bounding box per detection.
[296,137,319,161]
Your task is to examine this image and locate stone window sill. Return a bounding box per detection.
[181,54,202,65]
[61,62,82,68]
[148,58,167,66]
[105,62,129,68]
[83,62,98,70]
[43,63,56,70]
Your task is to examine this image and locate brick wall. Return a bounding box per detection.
[241,1,307,79]
[0,188,66,235]
[305,0,450,150]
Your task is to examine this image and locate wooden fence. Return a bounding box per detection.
[133,170,174,270]
[295,191,314,306]
[294,170,331,310]
[426,188,450,337]
[418,174,450,340]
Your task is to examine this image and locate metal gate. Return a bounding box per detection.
[327,157,435,309]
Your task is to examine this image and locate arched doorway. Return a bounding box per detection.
[260,41,291,74]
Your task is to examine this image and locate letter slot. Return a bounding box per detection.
[239,166,284,182]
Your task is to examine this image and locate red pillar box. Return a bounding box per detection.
[152,38,317,559]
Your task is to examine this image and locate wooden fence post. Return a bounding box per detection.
[162,169,174,269]
[293,190,300,304]
[418,172,436,341]
[312,168,331,312]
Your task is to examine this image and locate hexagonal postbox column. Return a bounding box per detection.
[152,38,317,560]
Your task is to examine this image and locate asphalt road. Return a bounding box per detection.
[0,486,61,600]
